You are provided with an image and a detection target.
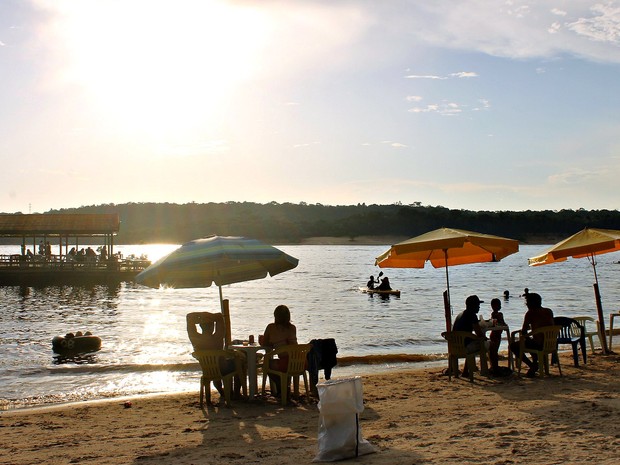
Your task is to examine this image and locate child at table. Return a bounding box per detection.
[489,298,506,373]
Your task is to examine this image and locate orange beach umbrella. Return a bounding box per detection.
[375,227,519,331]
[528,227,620,354]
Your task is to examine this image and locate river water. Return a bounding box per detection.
[1,243,618,410]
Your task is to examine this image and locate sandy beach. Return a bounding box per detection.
[2,351,619,465]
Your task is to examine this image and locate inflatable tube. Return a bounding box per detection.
[52,335,102,354]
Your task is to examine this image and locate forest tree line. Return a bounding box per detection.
[33,202,620,245]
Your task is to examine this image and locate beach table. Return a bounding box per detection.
[480,320,512,370]
[230,343,265,398]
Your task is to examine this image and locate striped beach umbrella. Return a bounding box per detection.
[136,235,299,312]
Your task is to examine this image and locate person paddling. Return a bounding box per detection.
[367,272,382,289]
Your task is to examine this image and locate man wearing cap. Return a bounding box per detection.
[452,295,489,376]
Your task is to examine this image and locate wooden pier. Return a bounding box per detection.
[0,213,150,286]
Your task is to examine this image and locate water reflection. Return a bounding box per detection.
[52,352,100,365]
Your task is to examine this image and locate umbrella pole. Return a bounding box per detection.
[443,250,451,331]
[590,255,610,354]
[218,285,224,313]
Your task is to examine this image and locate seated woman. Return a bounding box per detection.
[377,276,392,291]
[262,305,298,396]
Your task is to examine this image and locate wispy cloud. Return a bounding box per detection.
[472,98,491,111]
[396,2,620,63]
[404,74,447,80]
[407,99,489,116]
[566,3,620,45]
[450,71,478,78]
[381,141,409,148]
[293,142,321,148]
[405,71,477,80]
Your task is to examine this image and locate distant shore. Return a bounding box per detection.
[298,235,409,245]
[297,235,558,246]
[0,235,559,248]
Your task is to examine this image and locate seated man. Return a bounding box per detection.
[187,312,243,397]
[509,292,554,377]
[452,295,490,376]
[187,312,226,351]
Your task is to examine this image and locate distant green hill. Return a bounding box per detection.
[24,201,620,244]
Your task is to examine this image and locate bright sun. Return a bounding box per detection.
[45,1,268,141]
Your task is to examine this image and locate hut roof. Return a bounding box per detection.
[0,214,120,236]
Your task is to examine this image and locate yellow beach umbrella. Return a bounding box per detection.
[376,227,519,332]
[528,227,620,354]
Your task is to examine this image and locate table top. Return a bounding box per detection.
[479,321,509,332]
[229,343,265,351]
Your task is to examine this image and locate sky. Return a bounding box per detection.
[1,0,620,214]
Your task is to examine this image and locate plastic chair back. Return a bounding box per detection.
[520,325,563,377]
[442,331,485,382]
[573,316,600,354]
[192,349,244,407]
[262,343,312,405]
[554,316,587,366]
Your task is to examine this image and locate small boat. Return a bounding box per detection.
[52,332,102,354]
[359,287,401,297]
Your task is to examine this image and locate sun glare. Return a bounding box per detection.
[45,1,267,140]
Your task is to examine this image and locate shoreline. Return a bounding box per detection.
[1,354,450,412]
[2,351,619,464]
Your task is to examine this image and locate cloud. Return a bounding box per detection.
[404,74,447,80]
[396,1,620,63]
[450,71,478,78]
[293,142,320,148]
[472,98,491,111]
[405,71,478,79]
[566,3,620,45]
[406,95,423,102]
[408,101,477,116]
[380,141,408,148]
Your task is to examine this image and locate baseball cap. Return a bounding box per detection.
[465,295,484,308]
